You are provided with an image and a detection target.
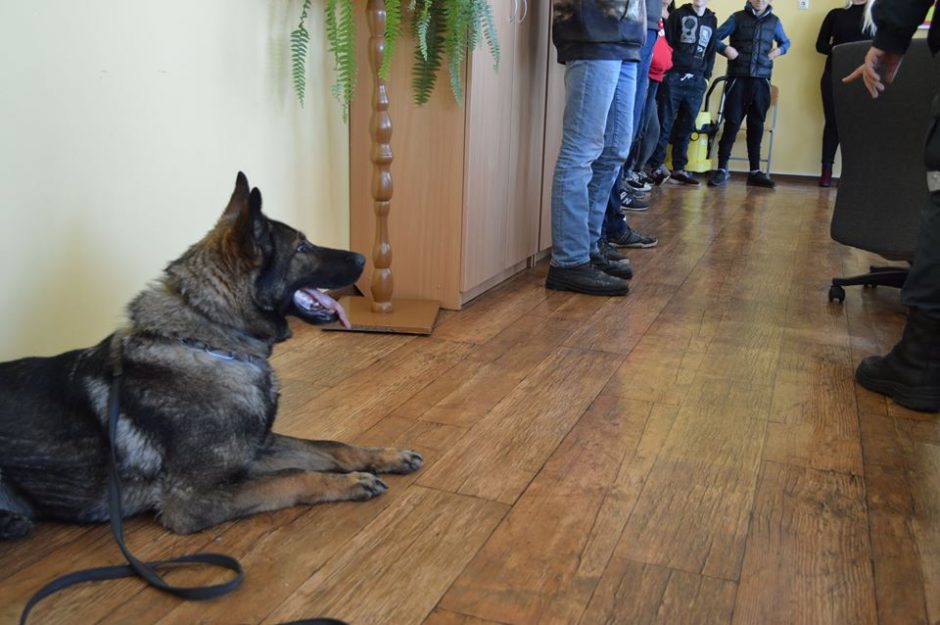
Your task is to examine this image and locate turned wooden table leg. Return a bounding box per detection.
[367,0,394,313]
[325,0,440,335]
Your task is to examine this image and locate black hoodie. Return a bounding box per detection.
[664,3,718,78]
[553,0,648,63]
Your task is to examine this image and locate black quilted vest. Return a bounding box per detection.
[727,9,779,78]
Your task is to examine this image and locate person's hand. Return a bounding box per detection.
[724,45,739,60]
[767,47,781,60]
[843,46,905,98]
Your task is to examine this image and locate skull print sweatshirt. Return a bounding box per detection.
[664,3,718,79]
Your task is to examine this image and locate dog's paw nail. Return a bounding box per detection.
[403,450,423,472]
[365,476,389,497]
[351,472,388,499]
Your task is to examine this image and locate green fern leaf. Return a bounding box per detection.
[324,0,340,94]
[411,1,445,105]
[380,0,403,81]
[323,0,357,121]
[415,0,434,62]
[444,0,469,103]
[479,0,500,71]
[290,0,312,106]
[466,0,482,53]
[337,0,357,119]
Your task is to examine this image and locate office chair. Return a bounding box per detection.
[828,39,938,303]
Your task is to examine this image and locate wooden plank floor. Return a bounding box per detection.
[3,178,939,625]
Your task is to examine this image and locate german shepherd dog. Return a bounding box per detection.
[0,173,422,540]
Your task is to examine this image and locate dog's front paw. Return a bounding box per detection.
[395,449,424,473]
[370,448,424,474]
[347,472,389,500]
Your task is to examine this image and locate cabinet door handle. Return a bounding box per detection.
[519,0,528,22]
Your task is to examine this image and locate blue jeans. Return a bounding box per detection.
[551,59,638,267]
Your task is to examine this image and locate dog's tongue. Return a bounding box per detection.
[293,288,352,329]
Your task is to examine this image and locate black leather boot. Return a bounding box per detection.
[856,308,940,412]
[545,262,629,296]
[591,241,633,280]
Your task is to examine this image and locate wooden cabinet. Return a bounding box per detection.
[349,2,555,309]
[540,38,566,253]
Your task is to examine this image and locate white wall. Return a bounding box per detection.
[0,1,349,360]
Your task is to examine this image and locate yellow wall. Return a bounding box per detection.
[705,0,855,176]
[0,1,348,360]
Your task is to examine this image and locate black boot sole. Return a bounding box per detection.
[855,360,940,412]
[545,278,628,296]
[595,265,633,280]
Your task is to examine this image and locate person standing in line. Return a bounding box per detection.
[634,4,676,183]
[816,0,872,187]
[708,0,790,189]
[546,0,647,296]
[847,0,940,412]
[602,0,663,251]
[646,0,718,186]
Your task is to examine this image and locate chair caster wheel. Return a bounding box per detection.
[829,285,845,303]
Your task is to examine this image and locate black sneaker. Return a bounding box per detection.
[708,169,730,187]
[625,172,653,193]
[608,229,659,249]
[619,188,650,212]
[591,254,633,280]
[591,242,633,280]
[598,237,629,262]
[546,262,629,296]
[747,171,776,188]
[648,165,670,186]
[669,170,700,186]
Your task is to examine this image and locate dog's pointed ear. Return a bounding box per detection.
[235,171,249,194]
[247,187,270,243]
[221,175,270,264]
[223,172,251,218]
[230,186,270,250]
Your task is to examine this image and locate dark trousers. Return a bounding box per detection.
[716,76,771,171]
[903,94,940,318]
[632,81,661,171]
[604,28,657,239]
[821,69,838,166]
[650,72,707,171]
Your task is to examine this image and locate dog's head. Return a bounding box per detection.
[215,172,365,334]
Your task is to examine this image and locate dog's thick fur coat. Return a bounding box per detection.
[0,173,422,540]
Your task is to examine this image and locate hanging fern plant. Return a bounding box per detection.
[290,0,312,107]
[290,0,499,115]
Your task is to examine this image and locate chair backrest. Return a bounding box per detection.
[830,39,938,260]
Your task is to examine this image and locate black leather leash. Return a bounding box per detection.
[20,352,348,625]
